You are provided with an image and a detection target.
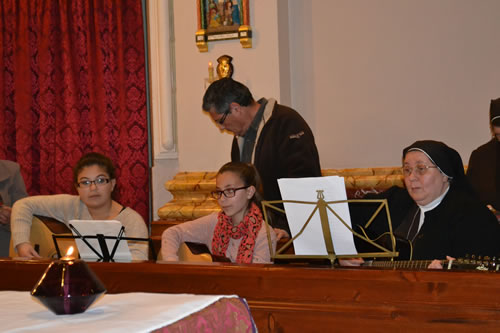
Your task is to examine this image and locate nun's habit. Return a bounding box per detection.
[351,140,500,261]
[467,98,500,210]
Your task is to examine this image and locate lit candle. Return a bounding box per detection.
[31,244,106,315]
[208,61,214,82]
[61,246,75,261]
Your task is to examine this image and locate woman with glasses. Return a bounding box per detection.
[348,140,500,265]
[11,152,148,260]
[161,162,276,263]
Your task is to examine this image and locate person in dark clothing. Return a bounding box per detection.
[347,140,500,267]
[203,78,322,239]
[0,160,28,257]
[467,98,500,213]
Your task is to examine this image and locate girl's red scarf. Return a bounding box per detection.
[212,202,263,263]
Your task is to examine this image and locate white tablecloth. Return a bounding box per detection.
[0,291,236,332]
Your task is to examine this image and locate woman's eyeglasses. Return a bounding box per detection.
[402,165,437,176]
[211,186,249,199]
[77,177,110,188]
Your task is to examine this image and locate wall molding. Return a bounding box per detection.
[148,0,178,159]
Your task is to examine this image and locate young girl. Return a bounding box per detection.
[11,152,148,260]
[161,162,276,263]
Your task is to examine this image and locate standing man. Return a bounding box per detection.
[203,78,322,239]
[467,98,500,213]
[0,160,28,256]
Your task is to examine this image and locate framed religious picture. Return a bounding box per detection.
[196,0,252,52]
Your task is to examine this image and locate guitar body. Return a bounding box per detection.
[9,215,78,259]
[355,224,413,260]
[177,242,231,263]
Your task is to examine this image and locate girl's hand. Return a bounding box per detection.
[16,242,42,259]
[273,228,289,241]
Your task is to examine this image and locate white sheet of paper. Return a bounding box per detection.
[69,220,132,261]
[278,176,357,255]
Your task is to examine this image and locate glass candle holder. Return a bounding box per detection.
[31,258,106,315]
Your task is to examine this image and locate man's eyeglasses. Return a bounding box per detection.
[402,165,437,176]
[216,109,230,125]
[211,186,249,199]
[77,177,110,188]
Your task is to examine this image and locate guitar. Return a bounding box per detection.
[9,215,78,259]
[363,255,500,271]
[177,242,231,263]
[352,225,499,271]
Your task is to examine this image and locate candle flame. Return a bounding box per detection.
[65,246,74,257]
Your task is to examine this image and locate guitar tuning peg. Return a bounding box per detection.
[484,256,491,268]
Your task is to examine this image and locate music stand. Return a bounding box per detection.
[52,220,156,262]
[262,190,399,267]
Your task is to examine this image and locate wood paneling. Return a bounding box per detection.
[2,259,499,332]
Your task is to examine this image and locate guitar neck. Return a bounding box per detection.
[366,259,435,270]
[366,257,499,271]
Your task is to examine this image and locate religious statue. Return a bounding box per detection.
[216,55,234,79]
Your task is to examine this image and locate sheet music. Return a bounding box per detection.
[278,176,357,255]
[69,220,132,261]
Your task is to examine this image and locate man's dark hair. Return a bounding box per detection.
[202,78,254,114]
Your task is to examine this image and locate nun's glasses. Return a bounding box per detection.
[402,165,437,176]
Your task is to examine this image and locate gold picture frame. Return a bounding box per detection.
[196,0,252,52]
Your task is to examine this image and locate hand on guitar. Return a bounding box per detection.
[338,258,365,266]
[273,228,289,241]
[16,242,42,259]
[427,256,455,269]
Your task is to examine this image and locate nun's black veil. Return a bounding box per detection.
[402,140,475,195]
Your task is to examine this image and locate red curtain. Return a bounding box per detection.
[0,0,150,222]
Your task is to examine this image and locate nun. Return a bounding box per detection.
[467,98,500,212]
[350,140,500,262]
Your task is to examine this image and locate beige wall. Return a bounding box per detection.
[289,0,500,168]
[173,0,285,172]
[150,0,500,218]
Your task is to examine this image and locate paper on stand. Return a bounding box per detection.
[277,176,357,256]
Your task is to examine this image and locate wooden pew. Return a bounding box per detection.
[2,258,500,332]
